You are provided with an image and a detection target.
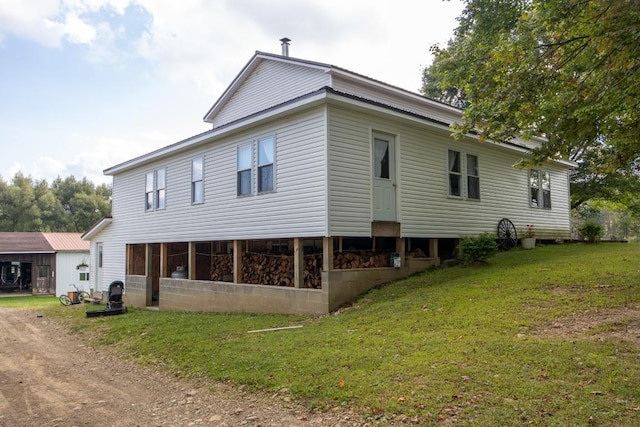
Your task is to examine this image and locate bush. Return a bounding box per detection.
[578,221,604,243]
[458,233,499,266]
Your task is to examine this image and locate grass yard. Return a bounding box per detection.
[8,243,640,425]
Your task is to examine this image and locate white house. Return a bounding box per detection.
[83,41,573,314]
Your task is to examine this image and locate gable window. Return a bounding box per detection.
[156,168,166,210]
[258,136,274,193]
[192,157,204,204]
[448,150,480,200]
[145,172,154,211]
[237,144,252,196]
[530,169,551,208]
[237,135,276,196]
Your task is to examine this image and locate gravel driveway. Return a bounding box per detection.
[0,307,370,427]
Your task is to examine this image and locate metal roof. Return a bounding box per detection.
[42,233,89,251]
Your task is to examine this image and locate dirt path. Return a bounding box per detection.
[0,308,366,427]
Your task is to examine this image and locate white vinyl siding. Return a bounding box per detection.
[54,252,91,297]
[109,108,328,244]
[210,60,330,128]
[327,104,571,239]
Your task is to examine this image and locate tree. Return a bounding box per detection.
[423,0,640,173]
[0,173,112,233]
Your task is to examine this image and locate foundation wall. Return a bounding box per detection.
[158,278,327,315]
[324,259,439,312]
[123,275,151,307]
[123,258,440,315]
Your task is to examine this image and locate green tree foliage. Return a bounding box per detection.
[0,173,111,233]
[423,0,640,206]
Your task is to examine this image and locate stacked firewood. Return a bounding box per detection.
[209,254,233,281]
[333,251,390,269]
[303,254,323,289]
[242,252,294,287]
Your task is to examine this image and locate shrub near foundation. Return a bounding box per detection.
[458,232,498,265]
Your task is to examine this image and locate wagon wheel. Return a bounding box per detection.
[497,218,518,250]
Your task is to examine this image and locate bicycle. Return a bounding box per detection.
[59,284,91,306]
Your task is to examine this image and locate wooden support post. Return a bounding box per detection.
[126,244,131,275]
[160,243,168,278]
[322,237,333,271]
[294,238,304,288]
[338,236,343,253]
[396,237,405,266]
[188,242,196,280]
[372,236,376,251]
[145,243,152,277]
[234,240,244,283]
[429,239,439,259]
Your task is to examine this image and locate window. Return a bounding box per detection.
[191,157,204,204]
[530,169,551,208]
[448,150,480,199]
[374,138,390,179]
[466,154,480,200]
[145,172,154,211]
[237,135,276,196]
[156,168,166,209]
[237,144,252,196]
[79,272,89,281]
[145,169,166,211]
[258,136,274,192]
[448,150,462,197]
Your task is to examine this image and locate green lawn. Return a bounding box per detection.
[5,243,640,425]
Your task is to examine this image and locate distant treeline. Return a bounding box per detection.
[0,173,112,233]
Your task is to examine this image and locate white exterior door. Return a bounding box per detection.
[95,243,104,292]
[372,132,397,221]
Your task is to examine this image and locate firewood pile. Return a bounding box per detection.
[333,251,390,269]
[304,254,323,289]
[242,252,294,287]
[209,254,233,281]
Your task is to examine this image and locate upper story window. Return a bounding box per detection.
[237,144,252,196]
[448,150,480,200]
[191,157,204,204]
[448,150,462,197]
[156,168,166,210]
[145,168,166,211]
[466,154,480,200]
[145,171,154,211]
[258,136,274,193]
[530,169,551,208]
[237,135,276,197]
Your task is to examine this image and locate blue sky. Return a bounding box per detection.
[0,0,463,185]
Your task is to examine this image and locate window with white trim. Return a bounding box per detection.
[237,144,252,196]
[237,135,276,196]
[448,150,480,199]
[156,168,166,210]
[145,168,166,211]
[448,150,462,197]
[191,157,204,204]
[530,169,551,208]
[145,171,154,211]
[258,136,274,193]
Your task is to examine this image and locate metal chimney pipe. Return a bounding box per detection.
[280,37,291,56]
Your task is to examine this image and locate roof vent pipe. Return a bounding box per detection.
[280,37,291,56]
